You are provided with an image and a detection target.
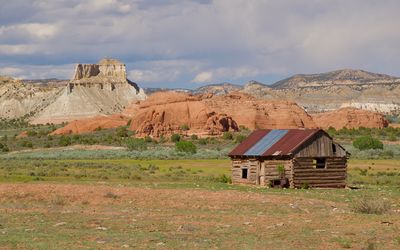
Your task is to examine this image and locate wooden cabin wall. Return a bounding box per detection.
[295,132,347,158]
[292,157,347,188]
[231,159,259,184]
[262,160,293,187]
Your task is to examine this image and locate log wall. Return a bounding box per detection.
[292,157,347,188]
[262,160,293,187]
[231,159,259,184]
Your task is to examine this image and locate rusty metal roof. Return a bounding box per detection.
[229,129,325,157]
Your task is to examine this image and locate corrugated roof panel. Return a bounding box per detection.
[228,130,270,156]
[263,129,320,156]
[244,129,289,156]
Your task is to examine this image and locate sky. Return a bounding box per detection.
[0,0,400,88]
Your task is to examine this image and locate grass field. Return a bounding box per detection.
[0,158,399,249]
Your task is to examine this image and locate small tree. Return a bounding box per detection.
[171,134,181,142]
[353,136,383,150]
[276,164,285,178]
[175,141,197,154]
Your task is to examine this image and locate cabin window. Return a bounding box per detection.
[313,158,326,169]
[241,168,248,179]
[332,144,337,154]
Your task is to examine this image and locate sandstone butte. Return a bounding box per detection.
[312,107,389,130]
[31,58,146,125]
[128,91,319,137]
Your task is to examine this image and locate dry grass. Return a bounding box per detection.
[0,183,399,249]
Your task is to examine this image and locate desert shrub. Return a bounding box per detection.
[222,132,233,140]
[359,169,368,176]
[180,124,190,131]
[26,130,37,137]
[198,138,207,145]
[234,134,246,143]
[215,174,232,183]
[175,141,197,154]
[191,134,198,140]
[125,138,147,151]
[116,126,129,137]
[94,127,102,131]
[301,182,309,189]
[144,136,153,143]
[104,192,118,199]
[158,135,166,143]
[0,142,9,152]
[20,140,33,148]
[72,134,81,141]
[58,136,72,146]
[352,195,391,214]
[353,136,383,150]
[171,134,181,142]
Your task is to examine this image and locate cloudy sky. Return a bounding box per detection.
[0,0,399,88]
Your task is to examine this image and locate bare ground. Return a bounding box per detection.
[0,184,399,249]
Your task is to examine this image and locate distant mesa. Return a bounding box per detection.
[30,58,146,124]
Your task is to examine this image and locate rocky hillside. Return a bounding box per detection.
[0,76,63,119]
[271,69,400,89]
[195,69,400,114]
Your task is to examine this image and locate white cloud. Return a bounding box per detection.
[0,23,58,40]
[1,0,400,86]
[0,45,39,55]
[192,72,213,83]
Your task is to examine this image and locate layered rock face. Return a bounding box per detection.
[31,59,146,124]
[312,107,389,129]
[0,76,62,119]
[128,91,316,137]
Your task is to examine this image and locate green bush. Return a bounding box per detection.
[0,142,9,152]
[144,136,153,143]
[26,130,37,137]
[234,134,246,143]
[116,126,129,137]
[215,174,232,183]
[59,136,72,147]
[198,138,207,145]
[222,132,233,140]
[21,140,33,148]
[175,141,197,154]
[125,138,147,151]
[353,136,383,150]
[171,134,181,142]
[191,134,198,140]
[180,124,190,131]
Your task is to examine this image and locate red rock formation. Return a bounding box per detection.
[128,91,316,137]
[51,115,129,135]
[312,107,389,129]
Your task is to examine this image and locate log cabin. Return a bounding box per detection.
[228,129,349,188]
